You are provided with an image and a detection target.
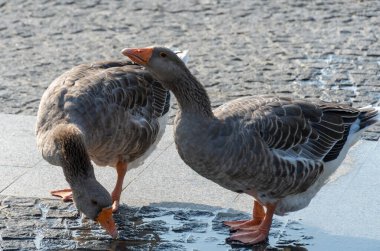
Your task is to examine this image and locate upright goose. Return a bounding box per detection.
[36,50,188,237]
[123,47,379,245]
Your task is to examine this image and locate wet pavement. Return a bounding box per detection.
[0,196,246,250]
[2,193,380,250]
[0,196,317,250]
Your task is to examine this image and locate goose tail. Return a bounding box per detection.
[170,48,190,64]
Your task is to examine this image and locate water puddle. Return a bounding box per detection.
[69,205,311,250]
[3,197,378,250]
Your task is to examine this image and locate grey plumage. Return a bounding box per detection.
[36,60,170,169]
[35,59,171,236]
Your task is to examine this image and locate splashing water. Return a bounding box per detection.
[33,203,49,249]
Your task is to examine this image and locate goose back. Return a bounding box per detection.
[36,60,170,167]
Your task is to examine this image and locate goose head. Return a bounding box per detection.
[71,179,117,238]
[122,47,213,116]
[121,47,188,90]
[52,125,118,238]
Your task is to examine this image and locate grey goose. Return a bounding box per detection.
[123,46,379,245]
[36,50,188,238]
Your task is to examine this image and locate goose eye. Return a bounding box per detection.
[159,52,167,58]
[91,200,98,205]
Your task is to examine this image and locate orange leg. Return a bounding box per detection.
[224,200,265,231]
[228,203,276,244]
[50,188,73,202]
[111,161,128,212]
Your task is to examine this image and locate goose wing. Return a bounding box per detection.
[61,60,169,120]
[214,95,364,197]
[216,96,361,161]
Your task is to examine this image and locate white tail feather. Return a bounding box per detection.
[170,48,190,64]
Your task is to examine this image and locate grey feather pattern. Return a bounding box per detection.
[36,60,169,168]
[176,95,375,204]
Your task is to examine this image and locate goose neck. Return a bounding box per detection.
[58,133,95,186]
[170,70,214,118]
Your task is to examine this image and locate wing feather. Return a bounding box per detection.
[213,95,375,198]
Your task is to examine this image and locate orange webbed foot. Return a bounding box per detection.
[224,219,250,228]
[50,188,73,202]
[224,200,265,231]
[227,229,268,245]
[224,218,263,231]
[226,201,276,245]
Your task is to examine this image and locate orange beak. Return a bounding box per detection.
[96,207,118,238]
[121,47,153,66]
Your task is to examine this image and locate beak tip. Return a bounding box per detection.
[120,47,153,66]
[96,206,118,239]
[121,48,130,56]
[110,229,118,239]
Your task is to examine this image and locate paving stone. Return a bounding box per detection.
[154,242,186,250]
[0,240,36,250]
[1,228,36,240]
[46,208,78,219]
[1,197,37,207]
[1,206,41,218]
[135,220,169,232]
[75,240,112,249]
[37,228,72,239]
[173,209,214,221]
[38,239,76,250]
[3,219,41,230]
[172,222,208,233]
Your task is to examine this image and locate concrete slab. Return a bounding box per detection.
[121,144,240,210]
[0,114,42,167]
[1,144,170,199]
[0,166,29,193]
[154,126,175,150]
[0,165,70,198]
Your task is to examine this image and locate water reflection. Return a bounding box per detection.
[71,205,311,251]
[32,202,380,250]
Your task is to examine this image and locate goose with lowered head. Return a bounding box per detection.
[36,50,188,238]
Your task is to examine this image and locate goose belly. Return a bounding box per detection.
[275,182,322,215]
[275,161,340,216]
[276,125,363,215]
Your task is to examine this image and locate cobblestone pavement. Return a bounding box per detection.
[0,196,308,250]
[0,0,379,120]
